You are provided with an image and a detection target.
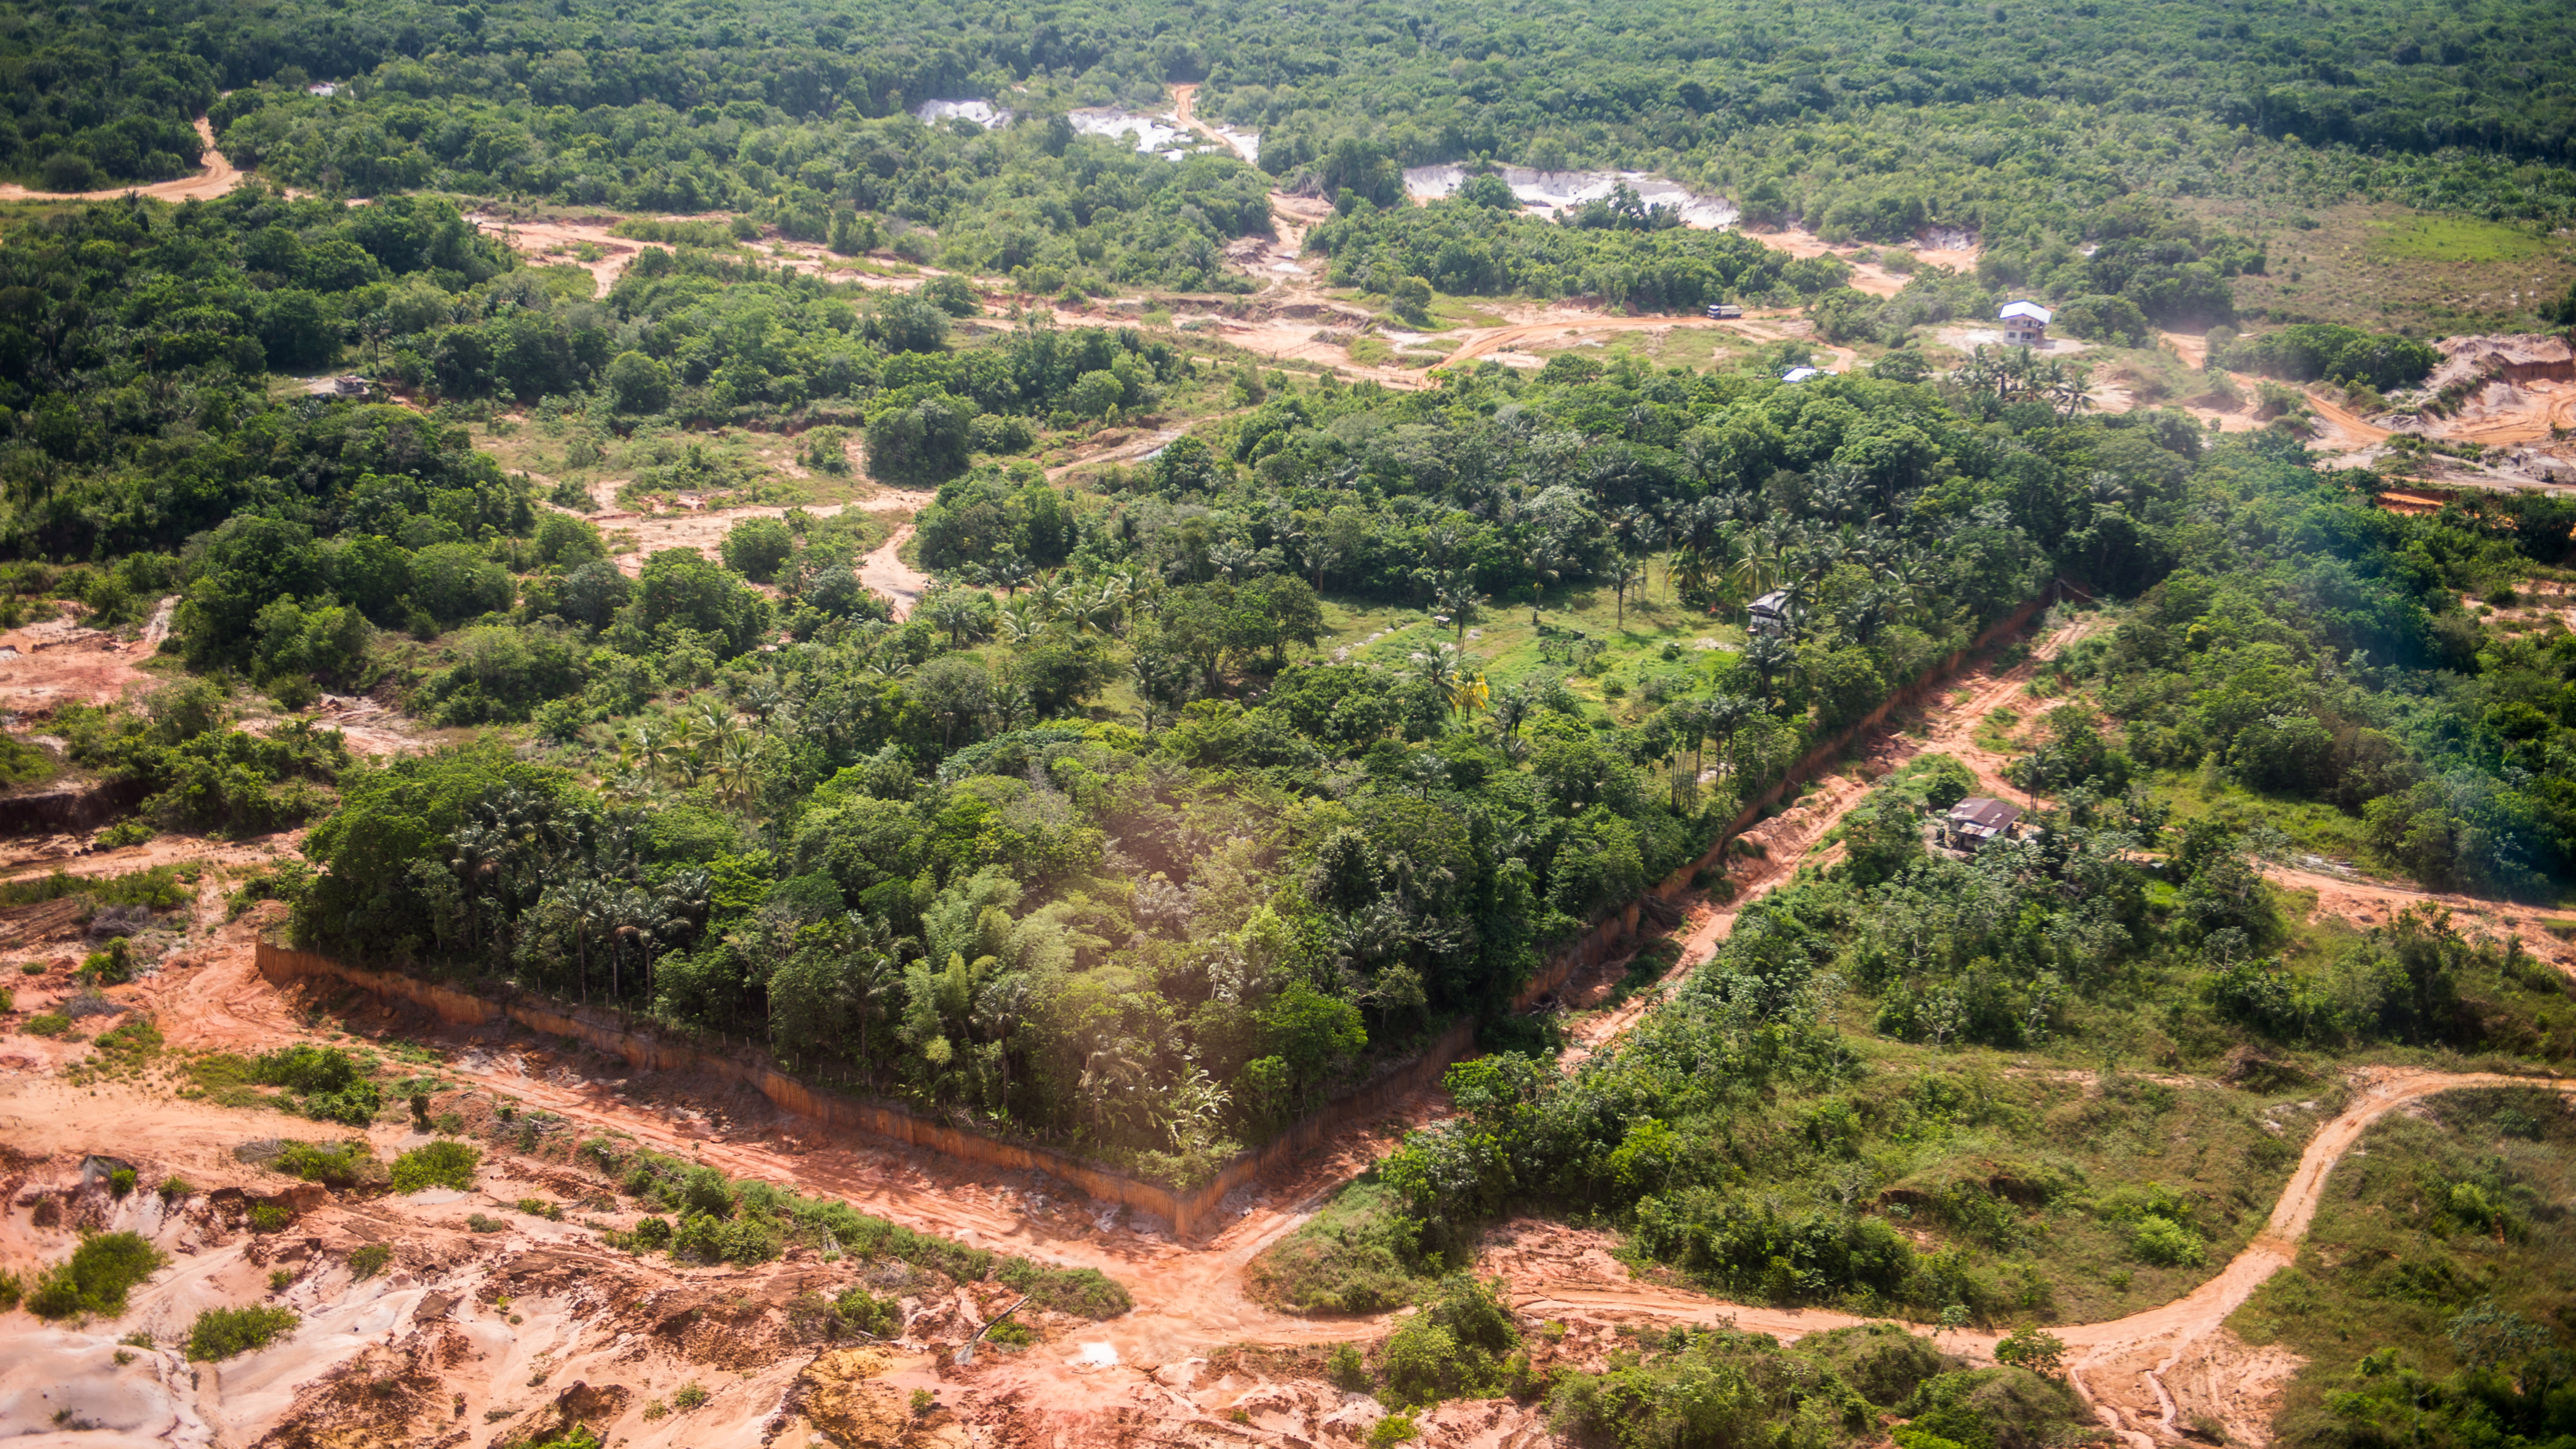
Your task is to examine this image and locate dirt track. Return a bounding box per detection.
[0,119,239,203]
[1554,607,2099,1063]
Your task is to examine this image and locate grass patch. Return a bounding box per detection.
[2230,1087,2576,1448]
[0,863,197,910]
[595,1144,1131,1317]
[1247,1175,1429,1313]
[274,1138,382,1188]
[2366,215,2563,266]
[2187,199,2576,332]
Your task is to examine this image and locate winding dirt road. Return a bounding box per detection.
[0,118,239,203]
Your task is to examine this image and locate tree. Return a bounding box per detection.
[925,587,990,649]
[720,518,794,583]
[1609,555,1648,628]
[1261,983,1365,1094]
[1524,542,1563,624]
[412,543,514,623]
[636,549,769,655]
[604,351,672,413]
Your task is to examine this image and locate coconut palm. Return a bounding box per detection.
[926,587,989,648]
[1524,541,1564,624]
[1608,554,1648,628]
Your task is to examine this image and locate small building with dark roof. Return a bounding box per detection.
[1747,588,1794,635]
[1943,796,2021,850]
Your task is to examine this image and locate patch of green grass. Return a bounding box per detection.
[274,1138,382,1188]
[1246,1175,1432,1313]
[0,863,196,910]
[2230,1088,2576,1447]
[2150,764,2380,876]
[0,732,57,786]
[185,1304,300,1361]
[2190,200,2576,332]
[2366,216,2563,266]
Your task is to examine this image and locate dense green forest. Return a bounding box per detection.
[3,0,2576,1434]
[9,165,2574,1191]
[8,0,2575,249]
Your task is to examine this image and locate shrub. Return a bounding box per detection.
[275,1138,378,1187]
[467,1213,506,1232]
[720,518,795,583]
[26,1232,168,1319]
[631,1215,673,1251]
[1993,1329,2067,1376]
[25,1012,73,1037]
[1368,1415,1419,1448]
[0,1271,21,1311]
[158,1176,191,1200]
[673,1382,710,1410]
[2130,1214,2205,1267]
[186,1304,300,1361]
[248,1205,292,1232]
[348,1244,392,1280]
[390,1140,481,1192]
[1381,1274,1520,1407]
[108,1168,136,1198]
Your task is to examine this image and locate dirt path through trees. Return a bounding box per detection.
[0,118,239,202]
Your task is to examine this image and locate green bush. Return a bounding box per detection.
[274,1138,379,1187]
[390,1140,480,1192]
[348,1244,392,1279]
[185,1304,300,1361]
[2130,1214,2206,1267]
[248,1205,292,1232]
[108,1168,136,1197]
[1379,1275,1519,1408]
[25,1012,73,1037]
[26,1232,168,1319]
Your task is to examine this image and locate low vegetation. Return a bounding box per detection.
[2232,1087,2576,1449]
[185,1305,301,1361]
[26,1232,168,1320]
[589,1143,1129,1318]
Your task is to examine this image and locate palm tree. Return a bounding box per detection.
[1524,541,1563,625]
[978,551,1036,596]
[926,587,987,649]
[1744,631,1793,706]
[996,596,1043,646]
[1408,642,1463,704]
[1208,539,1258,582]
[1491,682,1533,744]
[1608,555,1648,629]
[1447,669,1490,721]
[740,674,789,732]
[447,824,503,954]
[1434,575,1483,642]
